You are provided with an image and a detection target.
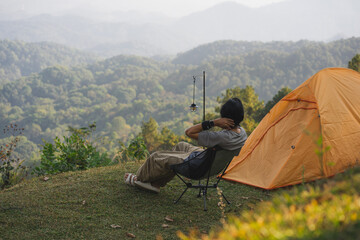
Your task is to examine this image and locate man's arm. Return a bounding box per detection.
[185,118,234,140]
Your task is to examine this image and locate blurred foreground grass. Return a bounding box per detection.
[179,166,360,240]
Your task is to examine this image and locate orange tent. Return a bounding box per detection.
[223,68,360,189]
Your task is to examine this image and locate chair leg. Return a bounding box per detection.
[202,189,207,211]
[197,180,202,198]
[174,187,189,204]
[173,178,231,210]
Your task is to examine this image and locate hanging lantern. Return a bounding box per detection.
[189,76,198,112]
[189,103,198,112]
[188,71,205,122]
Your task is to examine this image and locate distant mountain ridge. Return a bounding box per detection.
[0,0,358,56]
[172,39,313,65]
[0,14,187,56]
[166,37,360,99]
[0,40,98,83]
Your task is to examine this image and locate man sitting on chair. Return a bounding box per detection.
[124,98,248,193]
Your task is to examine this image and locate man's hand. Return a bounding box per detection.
[214,118,234,130]
[185,117,235,140]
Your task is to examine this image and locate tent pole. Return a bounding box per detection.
[203,71,205,122]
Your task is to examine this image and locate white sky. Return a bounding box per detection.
[78,0,288,17]
[4,0,289,18]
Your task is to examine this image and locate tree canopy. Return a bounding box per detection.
[0,40,97,83]
[348,53,360,72]
[0,38,359,163]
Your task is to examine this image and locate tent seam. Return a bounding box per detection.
[282,98,317,104]
[305,83,327,176]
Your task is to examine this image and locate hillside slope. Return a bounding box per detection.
[2,161,360,239]
[0,162,270,239]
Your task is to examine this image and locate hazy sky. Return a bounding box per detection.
[8,0,288,18]
[92,0,288,17]
[89,0,285,17]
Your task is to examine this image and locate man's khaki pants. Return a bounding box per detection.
[136,142,202,187]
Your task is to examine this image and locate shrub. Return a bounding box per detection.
[0,124,26,189]
[115,135,149,162]
[33,123,112,175]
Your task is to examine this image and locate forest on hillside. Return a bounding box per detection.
[0,37,360,167]
[0,40,98,83]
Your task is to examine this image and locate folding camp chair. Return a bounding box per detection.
[170,146,240,211]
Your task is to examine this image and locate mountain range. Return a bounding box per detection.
[0,0,359,57]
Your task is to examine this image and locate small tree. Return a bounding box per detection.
[115,135,149,163]
[348,54,360,72]
[33,123,111,176]
[0,124,25,189]
[157,127,189,151]
[141,117,160,153]
[141,118,191,152]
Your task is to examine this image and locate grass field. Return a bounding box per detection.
[3,161,359,240]
[0,161,272,239]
